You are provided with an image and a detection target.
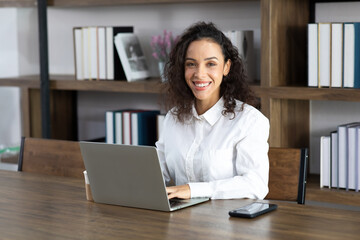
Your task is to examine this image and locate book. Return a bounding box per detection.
[348,125,358,190]
[131,110,160,146]
[156,114,165,141]
[343,22,360,88]
[308,23,318,87]
[82,27,89,80]
[105,111,114,144]
[97,27,106,80]
[338,122,360,189]
[73,27,83,80]
[320,136,330,188]
[225,30,255,82]
[318,23,331,87]
[114,33,150,82]
[331,23,343,88]
[89,27,98,80]
[105,27,114,80]
[330,131,338,188]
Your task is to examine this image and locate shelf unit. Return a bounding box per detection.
[0,0,358,148]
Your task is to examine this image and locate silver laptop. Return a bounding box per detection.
[79,142,209,212]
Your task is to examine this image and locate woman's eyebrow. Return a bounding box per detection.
[185,57,219,61]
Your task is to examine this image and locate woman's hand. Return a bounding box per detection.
[166,184,191,199]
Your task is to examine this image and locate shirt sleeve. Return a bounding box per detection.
[188,114,270,200]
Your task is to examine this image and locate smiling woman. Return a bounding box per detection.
[156,22,269,200]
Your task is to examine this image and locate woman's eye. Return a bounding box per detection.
[186,62,195,67]
[207,62,217,67]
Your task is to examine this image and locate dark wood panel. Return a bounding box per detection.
[269,99,309,148]
[261,0,309,87]
[21,138,85,178]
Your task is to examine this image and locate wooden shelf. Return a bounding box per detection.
[0,75,163,94]
[0,0,36,7]
[0,0,255,8]
[257,86,360,102]
[306,174,360,207]
[2,76,360,101]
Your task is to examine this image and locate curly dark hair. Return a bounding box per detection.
[163,21,257,122]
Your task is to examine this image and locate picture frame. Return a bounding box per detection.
[114,33,150,82]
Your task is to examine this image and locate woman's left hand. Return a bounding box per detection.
[166,184,191,199]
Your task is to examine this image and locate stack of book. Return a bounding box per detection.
[73,26,150,81]
[308,22,360,88]
[320,122,360,191]
[105,109,163,146]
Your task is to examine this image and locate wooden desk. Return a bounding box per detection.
[1,170,360,240]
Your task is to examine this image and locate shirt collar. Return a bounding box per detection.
[192,97,225,126]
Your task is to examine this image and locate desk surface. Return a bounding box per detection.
[1,170,360,240]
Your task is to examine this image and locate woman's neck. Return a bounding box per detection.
[195,97,220,115]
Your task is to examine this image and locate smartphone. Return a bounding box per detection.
[229,202,277,218]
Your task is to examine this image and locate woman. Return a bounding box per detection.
[156,22,269,200]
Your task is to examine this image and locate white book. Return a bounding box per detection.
[319,23,331,87]
[348,125,358,190]
[106,27,114,80]
[105,111,114,144]
[131,112,139,146]
[343,23,355,88]
[115,112,123,144]
[331,23,343,88]
[122,111,131,145]
[89,27,98,80]
[156,114,165,141]
[97,27,106,80]
[338,122,360,189]
[308,23,318,87]
[82,27,89,80]
[330,131,338,188]
[74,28,83,80]
[320,136,330,188]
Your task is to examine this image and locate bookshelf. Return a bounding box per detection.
[0,0,357,149]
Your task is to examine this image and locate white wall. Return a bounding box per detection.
[0,9,20,148]
[309,2,360,173]
[46,1,261,140]
[0,8,38,148]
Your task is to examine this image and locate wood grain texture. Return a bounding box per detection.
[307,175,360,207]
[1,170,360,240]
[261,0,309,87]
[48,0,249,7]
[20,138,85,178]
[266,147,302,202]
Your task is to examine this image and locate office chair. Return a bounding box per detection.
[18,137,85,178]
[265,147,308,204]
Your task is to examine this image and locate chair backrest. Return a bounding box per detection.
[18,137,85,178]
[266,147,308,204]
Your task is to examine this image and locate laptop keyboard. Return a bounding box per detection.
[169,198,190,208]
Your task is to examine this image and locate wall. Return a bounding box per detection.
[0,9,20,148]
[309,2,360,173]
[46,1,261,140]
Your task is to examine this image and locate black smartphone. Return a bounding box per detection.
[229,202,277,218]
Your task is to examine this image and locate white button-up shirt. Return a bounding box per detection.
[156,97,270,199]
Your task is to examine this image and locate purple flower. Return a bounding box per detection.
[150,30,178,62]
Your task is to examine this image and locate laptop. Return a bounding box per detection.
[79,142,209,212]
